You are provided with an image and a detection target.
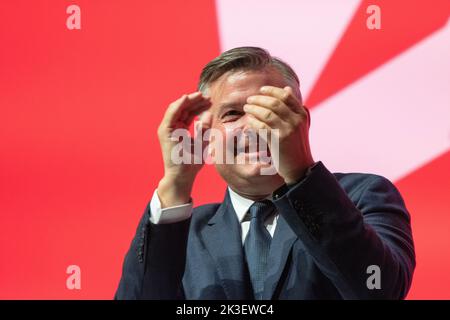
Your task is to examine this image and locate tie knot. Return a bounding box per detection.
[248,200,275,222]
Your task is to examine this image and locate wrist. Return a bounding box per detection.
[157,174,194,208]
[283,159,315,185]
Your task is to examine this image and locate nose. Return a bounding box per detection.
[224,113,252,134]
[241,114,253,132]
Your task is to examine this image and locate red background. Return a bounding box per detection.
[0,0,449,299]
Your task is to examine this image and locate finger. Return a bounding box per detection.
[189,111,213,165]
[194,111,213,139]
[175,92,210,123]
[243,104,285,127]
[170,98,211,127]
[284,86,307,114]
[245,115,273,145]
[259,86,301,113]
[163,92,210,127]
[181,101,212,126]
[246,95,293,122]
[162,94,191,126]
[282,86,309,122]
[198,110,213,129]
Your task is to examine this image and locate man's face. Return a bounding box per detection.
[205,67,301,197]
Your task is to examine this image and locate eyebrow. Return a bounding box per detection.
[218,102,240,110]
[216,103,243,118]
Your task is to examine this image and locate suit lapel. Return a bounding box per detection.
[263,214,297,299]
[201,190,252,299]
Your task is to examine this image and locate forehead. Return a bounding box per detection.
[208,68,289,105]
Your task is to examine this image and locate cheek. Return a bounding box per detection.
[211,123,226,141]
[211,116,251,154]
[211,123,236,145]
[221,115,250,137]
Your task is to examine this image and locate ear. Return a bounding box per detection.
[304,105,311,128]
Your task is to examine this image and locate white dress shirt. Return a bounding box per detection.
[149,187,278,244]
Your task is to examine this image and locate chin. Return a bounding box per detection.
[215,161,285,195]
[237,162,273,178]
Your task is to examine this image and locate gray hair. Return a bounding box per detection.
[198,46,300,94]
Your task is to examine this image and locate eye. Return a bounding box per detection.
[222,110,243,120]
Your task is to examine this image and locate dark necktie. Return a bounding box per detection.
[244,200,275,299]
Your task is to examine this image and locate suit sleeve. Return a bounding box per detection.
[114,201,190,299]
[273,161,415,299]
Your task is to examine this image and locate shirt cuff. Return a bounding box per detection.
[149,189,193,224]
[272,161,320,200]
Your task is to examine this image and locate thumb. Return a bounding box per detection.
[284,86,293,94]
[193,111,214,165]
[198,110,212,129]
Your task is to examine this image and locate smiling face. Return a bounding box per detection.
[205,67,301,199]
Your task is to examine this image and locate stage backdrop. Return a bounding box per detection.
[0,0,449,299]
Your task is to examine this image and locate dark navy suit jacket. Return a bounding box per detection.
[115,162,415,299]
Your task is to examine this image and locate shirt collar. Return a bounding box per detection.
[227,187,272,223]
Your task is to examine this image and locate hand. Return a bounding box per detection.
[157,92,212,207]
[244,86,314,184]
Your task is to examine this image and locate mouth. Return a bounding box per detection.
[225,131,272,162]
[241,141,271,155]
[236,143,272,164]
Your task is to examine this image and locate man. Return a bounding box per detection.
[115,47,415,300]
